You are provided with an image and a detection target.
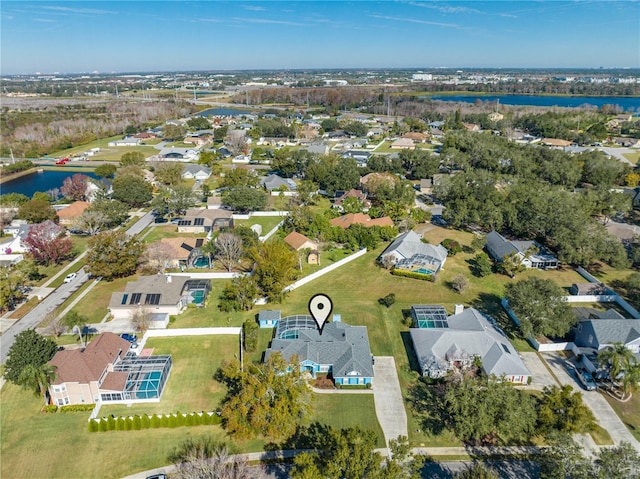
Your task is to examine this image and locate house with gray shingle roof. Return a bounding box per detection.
[264,316,374,386]
[260,174,297,192]
[485,230,558,269]
[409,306,530,383]
[574,316,640,355]
[378,230,448,274]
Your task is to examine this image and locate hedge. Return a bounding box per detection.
[60,404,95,413]
[391,269,435,281]
[88,411,222,432]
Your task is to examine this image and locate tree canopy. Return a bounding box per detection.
[504,277,575,338]
[112,174,153,207]
[217,354,311,440]
[5,329,57,385]
[86,230,145,280]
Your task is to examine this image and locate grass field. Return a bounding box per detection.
[0,334,385,479]
[234,216,285,236]
[70,275,138,324]
[50,135,160,162]
[622,151,640,164]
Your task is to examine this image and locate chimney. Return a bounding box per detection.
[166,275,172,283]
[454,304,464,315]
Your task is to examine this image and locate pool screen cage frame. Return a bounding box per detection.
[111,354,173,400]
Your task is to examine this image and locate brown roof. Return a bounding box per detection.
[403,132,428,141]
[100,371,129,392]
[49,332,130,385]
[541,138,572,147]
[155,237,202,259]
[283,231,317,251]
[56,201,90,220]
[330,213,394,229]
[359,172,397,187]
[334,189,370,207]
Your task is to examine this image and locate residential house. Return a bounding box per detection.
[612,137,640,148]
[573,315,640,355]
[0,253,24,267]
[109,274,211,321]
[485,230,558,269]
[0,223,31,254]
[86,178,113,202]
[360,172,397,192]
[177,208,233,234]
[330,213,394,229]
[623,187,640,209]
[260,174,297,193]
[489,112,504,122]
[48,332,172,405]
[56,201,90,225]
[403,132,429,143]
[409,305,531,383]
[206,196,223,210]
[181,164,212,181]
[306,143,330,155]
[150,237,206,270]
[132,132,157,140]
[283,231,318,252]
[570,283,609,296]
[463,123,481,132]
[540,138,573,148]
[333,189,371,211]
[390,138,415,150]
[378,230,448,274]
[264,316,374,386]
[342,150,371,166]
[108,137,141,147]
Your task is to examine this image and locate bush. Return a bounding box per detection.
[132,415,142,430]
[141,414,151,429]
[59,404,94,413]
[451,275,469,294]
[42,405,58,413]
[99,419,108,432]
[1,160,34,175]
[88,419,99,432]
[115,416,124,431]
[441,238,462,255]
[378,293,396,308]
[391,269,434,281]
[243,319,259,353]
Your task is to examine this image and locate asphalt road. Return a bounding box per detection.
[0,268,90,364]
[0,211,153,365]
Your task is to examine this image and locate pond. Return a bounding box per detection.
[1,170,99,198]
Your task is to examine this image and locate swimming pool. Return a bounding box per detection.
[136,371,162,399]
[192,256,209,268]
[413,268,434,275]
[190,290,206,305]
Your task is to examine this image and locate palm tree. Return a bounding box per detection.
[18,363,57,405]
[598,342,635,387]
[200,239,216,269]
[620,361,640,401]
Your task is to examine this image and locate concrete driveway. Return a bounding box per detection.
[542,352,640,452]
[520,352,558,390]
[372,356,408,447]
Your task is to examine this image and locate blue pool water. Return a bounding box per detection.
[414,268,434,275]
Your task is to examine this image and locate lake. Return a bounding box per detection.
[425,94,640,111]
[1,170,99,198]
[197,108,252,117]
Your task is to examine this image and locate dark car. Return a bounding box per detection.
[145,475,167,479]
[154,217,168,224]
[576,368,597,391]
[120,333,138,343]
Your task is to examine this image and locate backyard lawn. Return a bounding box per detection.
[70,274,139,324]
[603,392,640,442]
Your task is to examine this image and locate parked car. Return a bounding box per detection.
[63,272,77,283]
[120,333,138,343]
[55,158,70,165]
[154,216,168,224]
[576,368,597,391]
[145,475,167,479]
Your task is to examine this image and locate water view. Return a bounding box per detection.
[1,170,99,198]
[197,108,252,117]
[426,94,640,111]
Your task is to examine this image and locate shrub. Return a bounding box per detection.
[132,415,142,430]
[88,419,99,432]
[176,412,185,427]
[168,414,177,428]
[441,238,462,255]
[243,319,259,353]
[107,415,116,431]
[151,414,162,428]
[59,404,94,413]
[141,414,151,429]
[42,405,58,413]
[124,417,133,430]
[391,269,434,281]
[451,275,469,294]
[116,416,125,431]
[99,419,108,432]
[378,293,396,308]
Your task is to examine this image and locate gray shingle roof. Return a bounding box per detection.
[264,321,373,379]
[109,275,189,309]
[260,174,297,191]
[485,230,518,260]
[410,307,530,379]
[589,319,640,346]
[379,230,448,265]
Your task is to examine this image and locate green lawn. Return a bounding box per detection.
[603,392,640,442]
[49,135,160,162]
[142,225,207,244]
[622,152,640,164]
[234,216,285,236]
[70,275,138,324]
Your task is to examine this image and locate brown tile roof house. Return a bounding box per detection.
[48,332,173,406]
[177,208,233,233]
[284,231,318,251]
[56,201,90,224]
[330,213,394,229]
[403,132,429,142]
[151,237,205,269]
[390,138,415,150]
[334,189,371,209]
[541,138,573,148]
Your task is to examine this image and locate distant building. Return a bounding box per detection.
[378,230,448,274]
[485,230,558,269]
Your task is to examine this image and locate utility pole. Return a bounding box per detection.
[239,326,244,372]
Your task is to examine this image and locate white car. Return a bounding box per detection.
[63,273,77,283]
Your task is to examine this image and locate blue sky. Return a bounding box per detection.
[1,1,639,74]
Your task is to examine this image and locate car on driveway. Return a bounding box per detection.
[120,333,138,343]
[63,272,77,283]
[576,368,597,391]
